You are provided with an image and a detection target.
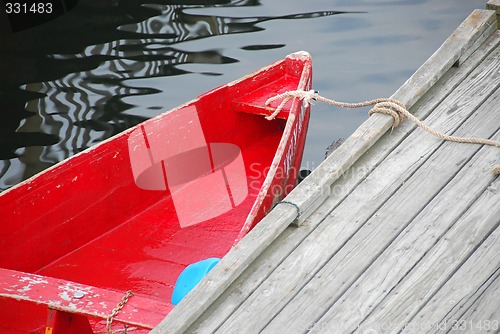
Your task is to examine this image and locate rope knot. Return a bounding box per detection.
[264,89,408,127]
[264,89,318,120]
[264,89,500,174]
[368,100,407,130]
[492,165,500,176]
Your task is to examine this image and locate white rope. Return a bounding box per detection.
[265,90,318,120]
[265,89,500,174]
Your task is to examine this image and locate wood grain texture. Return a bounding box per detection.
[222,61,500,333]
[317,134,500,334]
[410,268,500,334]
[487,0,500,29]
[288,9,495,227]
[361,207,499,334]
[487,0,500,9]
[150,204,297,334]
[264,120,500,333]
[456,10,496,65]
[152,9,498,334]
[445,272,500,334]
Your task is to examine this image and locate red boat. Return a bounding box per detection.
[0,51,312,333]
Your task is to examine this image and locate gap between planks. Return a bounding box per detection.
[151,9,497,334]
[185,32,500,333]
[216,67,500,333]
[419,269,500,334]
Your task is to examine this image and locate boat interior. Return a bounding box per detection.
[0,55,309,332]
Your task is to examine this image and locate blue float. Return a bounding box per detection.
[171,257,221,305]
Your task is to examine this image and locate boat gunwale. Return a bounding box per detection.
[0,53,299,197]
[150,10,497,333]
[0,51,313,333]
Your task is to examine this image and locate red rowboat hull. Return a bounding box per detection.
[0,51,312,333]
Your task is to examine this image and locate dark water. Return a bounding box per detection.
[0,0,485,191]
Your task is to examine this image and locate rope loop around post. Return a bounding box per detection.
[265,90,318,120]
[272,200,301,222]
[265,89,500,174]
[368,100,407,129]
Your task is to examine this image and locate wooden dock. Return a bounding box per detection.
[153,3,500,333]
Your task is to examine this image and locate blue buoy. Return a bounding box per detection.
[171,257,220,305]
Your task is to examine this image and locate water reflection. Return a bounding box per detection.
[0,0,349,191]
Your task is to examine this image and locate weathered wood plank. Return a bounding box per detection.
[151,10,497,334]
[149,203,297,334]
[487,0,500,12]
[409,270,500,334]
[186,216,317,333]
[213,44,500,333]
[445,272,500,334]
[487,0,500,29]
[190,31,499,334]
[456,10,496,65]
[259,89,500,333]
[0,268,173,328]
[288,9,496,227]
[299,136,500,333]
[359,210,499,334]
[189,24,500,334]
